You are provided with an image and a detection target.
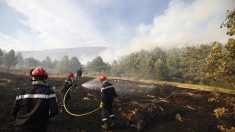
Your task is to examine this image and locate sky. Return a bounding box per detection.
[0,0,234,62]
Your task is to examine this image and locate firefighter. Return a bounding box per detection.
[99,75,117,129]
[76,66,83,84]
[60,72,74,109]
[12,67,58,132]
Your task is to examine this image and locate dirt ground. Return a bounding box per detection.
[0,72,235,132]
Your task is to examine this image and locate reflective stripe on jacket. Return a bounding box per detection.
[12,82,58,127]
[101,81,117,103]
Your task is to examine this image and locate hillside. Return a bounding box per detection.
[17,47,106,63]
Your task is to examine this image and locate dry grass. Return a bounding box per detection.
[109,77,235,94]
[2,71,235,94]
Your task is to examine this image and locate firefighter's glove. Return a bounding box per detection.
[100,102,104,108]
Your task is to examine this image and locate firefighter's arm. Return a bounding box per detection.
[12,98,19,118]
[12,90,23,118]
[101,88,106,102]
[100,88,106,108]
[48,92,58,118]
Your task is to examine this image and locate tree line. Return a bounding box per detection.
[0,50,81,74]
[84,42,233,89]
[0,41,233,89]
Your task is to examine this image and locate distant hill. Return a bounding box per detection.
[18,47,106,64]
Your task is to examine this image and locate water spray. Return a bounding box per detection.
[82,78,100,90]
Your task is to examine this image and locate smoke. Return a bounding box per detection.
[101,0,235,63]
[3,0,108,51]
[1,0,234,64]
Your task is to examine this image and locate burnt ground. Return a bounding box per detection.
[0,72,235,132]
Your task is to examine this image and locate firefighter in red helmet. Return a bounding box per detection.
[99,75,117,129]
[60,72,75,112]
[12,67,58,132]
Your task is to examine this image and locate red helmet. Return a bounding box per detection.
[30,67,48,78]
[67,72,74,78]
[99,75,107,82]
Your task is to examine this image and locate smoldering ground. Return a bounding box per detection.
[1,73,235,131]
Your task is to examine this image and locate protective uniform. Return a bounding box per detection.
[76,66,82,83]
[61,72,74,106]
[12,67,58,132]
[99,75,117,128]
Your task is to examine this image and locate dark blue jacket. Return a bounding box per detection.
[101,81,117,103]
[12,82,58,127]
[61,78,74,93]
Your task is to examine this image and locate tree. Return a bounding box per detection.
[138,50,155,79]
[222,9,235,88]
[86,56,106,75]
[4,49,18,70]
[180,45,211,84]
[110,60,121,77]
[16,53,24,66]
[116,48,169,79]
[155,59,168,80]
[69,56,81,72]
[119,52,140,77]
[205,42,223,79]
[0,48,4,65]
[24,57,41,68]
[166,48,182,82]
[103,63,111,75]
[206,9,235,88]
[41,56,53,69]
[52,60,58,69]
[55,55,70,73]
[150,47,167,62]
[221,9,235,36]
[223,38,235,88]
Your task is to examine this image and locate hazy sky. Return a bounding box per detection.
[0,0,234,61]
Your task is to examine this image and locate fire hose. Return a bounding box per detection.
[1,87,199,130]
[1,83,101,130]
[62,84,101,117]
[62,83,199,117]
